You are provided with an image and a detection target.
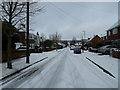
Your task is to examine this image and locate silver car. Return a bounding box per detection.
[70,45,75,50]
[98,45,112,54]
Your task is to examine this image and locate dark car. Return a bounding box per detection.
[74,46,81,54]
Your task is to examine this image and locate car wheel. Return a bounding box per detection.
[105,51,109,55]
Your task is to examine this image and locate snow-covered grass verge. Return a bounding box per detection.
[81,51,118,79]
[1,49,64,80]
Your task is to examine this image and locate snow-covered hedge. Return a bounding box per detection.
[112,49,120,59]
[111,48,120,52]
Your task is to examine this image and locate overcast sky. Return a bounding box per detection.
[31,2,118,40]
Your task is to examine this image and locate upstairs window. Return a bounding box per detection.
[108,31,111,36]
[112,28,118,35]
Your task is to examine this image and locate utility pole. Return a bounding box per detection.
[81,34,84,53]
[56,32,58,51]
[41,37,43,51]
[26,2,30,63]
[83,30,85,40]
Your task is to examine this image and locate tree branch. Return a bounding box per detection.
[13,16,26,26]
[11,3,26,19]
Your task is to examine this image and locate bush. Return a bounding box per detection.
[44,40,53,48]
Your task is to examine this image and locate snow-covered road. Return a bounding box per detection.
[2,48,118,88]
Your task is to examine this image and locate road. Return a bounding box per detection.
[2,48,118,88]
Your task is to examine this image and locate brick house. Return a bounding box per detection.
[100,36,108,45]
[106,20,120,59]
[106,21,120,48]
[101,36,107,41]
[89,35,102,48]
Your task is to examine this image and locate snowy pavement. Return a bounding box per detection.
[80,51,118,79]
[1,49,64,79]
[1,48,118,88]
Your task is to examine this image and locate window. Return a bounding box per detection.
[112,28,118,35]
[108,31,111,36]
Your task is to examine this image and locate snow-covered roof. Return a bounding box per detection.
[109,20,120,30]
[58,42,65,46]
[19,30,26,32]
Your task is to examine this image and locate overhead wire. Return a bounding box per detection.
[45,0,82,23]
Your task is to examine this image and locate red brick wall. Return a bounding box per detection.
[107,33,120,40]
[107,26,120,41]
[90,35,101,47]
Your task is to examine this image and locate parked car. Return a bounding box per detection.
[44,47,54,52]
[17,46,27,51]
[74,46,81,54]
[98,45,113,54]
[17,45,33,51]
[88,47,98,53]
[70,45,75,50]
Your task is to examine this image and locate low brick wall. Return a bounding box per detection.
[2,50,27,62]
[112,51,120,59]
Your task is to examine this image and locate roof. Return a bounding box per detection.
[90,35,100,41]
[109,20,120,30]
[19,30,26,32]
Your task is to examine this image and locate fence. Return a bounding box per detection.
[2,50,27,62]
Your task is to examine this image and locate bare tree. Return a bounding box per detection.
[1,1,43,29]
[71,36,76,45]
[40,33,46,42]
[1,1,43,69]
[49,32,61,51]
[39,33,46,50]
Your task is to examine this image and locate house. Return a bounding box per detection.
[18,31,39,50]
[19,31,41,49]
[100,36,107,45]
[34,32,41,48]
[106,20,120,58]
[101,36,107,41]
[106,21,120,48]
[88,35,102,48]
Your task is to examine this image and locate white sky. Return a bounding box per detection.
[30,2,118,40]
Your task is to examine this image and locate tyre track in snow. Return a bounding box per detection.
[17,48,68,88]
[32,48,68,88]
[34,48,85,88]
[64,52,86,88]
[3,48,117,88]
[44,49,68,88]
[2,49,66,88]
